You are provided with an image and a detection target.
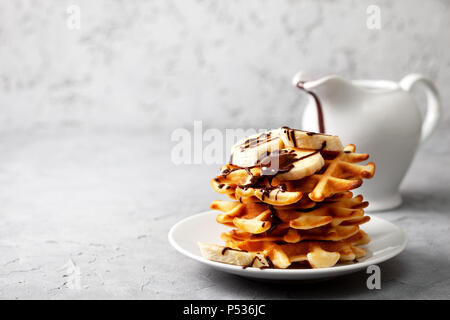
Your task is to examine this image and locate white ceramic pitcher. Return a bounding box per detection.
[293,72,441,211]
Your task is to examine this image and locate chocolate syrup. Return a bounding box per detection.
[299,150,320,160]
[221,247,232,255]
[259,149,298,176]
[239,132,278,152]
[266,205,282,235]
[222,127,325,203]
[296,81,325,133]
[258,257,274,270]
[242,167,265,188]
[242,256,259,269]
[281,126,327,149]
[265,184,286,201]
[234,147,319,200]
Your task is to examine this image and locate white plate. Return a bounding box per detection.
[168,211,407,281]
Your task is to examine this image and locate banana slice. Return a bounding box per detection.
[233,217,271,234]
[235,186,303,206]
[198,242,269,268]
[280,127,343,152]
[229,127,341,169]
[232,208,272,234]
[230,129,283,168]
[306,246,340,269]
[252,187,303,206]
[263,149,325,181]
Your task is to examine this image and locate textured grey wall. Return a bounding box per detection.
[0,0,448,137]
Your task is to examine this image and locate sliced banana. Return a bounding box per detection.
[280,127,343,152]
[253,188,303,206]
[269,149,325,181]
[233,217,271,234]
[289,214,333,230]
[235,186,303,206]
[306,246,341,269]
[230,129,283,168]
[198,242,269,268]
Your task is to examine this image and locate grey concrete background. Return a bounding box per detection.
[0,0,449,299]
[0,0,449,135]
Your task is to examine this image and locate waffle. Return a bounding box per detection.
[211,166,303,206]
[200,127,375,269]
[211,145,374,205]
[222,224,362,243]
[300,144,375,202]
[212,193,369,234]
[223,230,370,268]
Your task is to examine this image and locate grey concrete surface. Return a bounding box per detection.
[0,128,449,299]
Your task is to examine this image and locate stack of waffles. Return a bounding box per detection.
[199,127,375,269]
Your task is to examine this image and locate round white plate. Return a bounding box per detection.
[168,211,407,281]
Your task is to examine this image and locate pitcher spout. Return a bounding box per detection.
[292,73,362,103]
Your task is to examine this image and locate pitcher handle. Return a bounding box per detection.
[399,74,441,144]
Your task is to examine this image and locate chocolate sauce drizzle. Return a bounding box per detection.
[225,144,321,202]
[281,127,327,152]
[239,132,278,152]
[221,247,232,255]
[241,255,275,270]
[242,256,259,269]
[242,255,272,269]
[259,149,298,176]
[266,205,282,235]
[296,81,325,134]
[240,165,288,202]
[258,257,274,270]
[221,245,270,269]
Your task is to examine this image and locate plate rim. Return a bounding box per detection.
[168,210,408,276]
